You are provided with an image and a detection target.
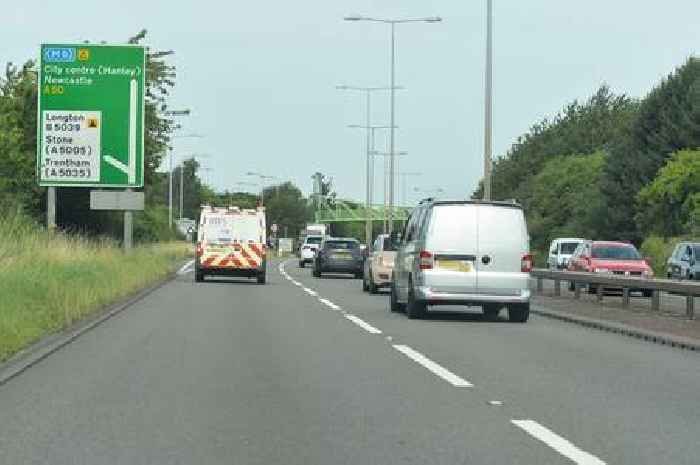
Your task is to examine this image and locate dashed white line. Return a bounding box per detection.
[392,344,473,387]
[303,288,318,296]
[511,420,606,465]
[345,315,382,334]
[318,298,341,310]
[177,259,195,275]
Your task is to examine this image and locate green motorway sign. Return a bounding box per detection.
[37,44,145,187]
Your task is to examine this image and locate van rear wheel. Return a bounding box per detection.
[390,281,405,313]
[483,304,501,320]
[406,280,426,319]
[508,303,529,323]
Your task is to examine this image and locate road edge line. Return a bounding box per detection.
[0,263,185,387]
[532,305,700,352]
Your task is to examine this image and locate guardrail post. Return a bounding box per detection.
[536,277,543,294]
[651,290,660,311]
[622,288,630,307]
[687,295,695,320]
[574,282,581,299]
[554,279,561,296]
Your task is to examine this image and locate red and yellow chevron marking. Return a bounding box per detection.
[199,241,265,269]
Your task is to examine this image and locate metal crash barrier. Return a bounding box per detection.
[531,269,700,319]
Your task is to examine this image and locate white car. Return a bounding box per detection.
[547,237,586,269]
[299,235,324,268]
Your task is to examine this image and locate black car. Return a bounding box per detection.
[312,238,363,278]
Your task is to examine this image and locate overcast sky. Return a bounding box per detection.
[4,1,699,204]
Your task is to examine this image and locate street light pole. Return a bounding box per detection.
[344,15,441,233]
[484,0,493,201]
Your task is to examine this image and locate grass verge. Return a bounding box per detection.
[0,211,191,363]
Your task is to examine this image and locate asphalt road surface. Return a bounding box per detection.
[1,258,698,464]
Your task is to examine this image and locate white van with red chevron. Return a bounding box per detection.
[195,205,267,284]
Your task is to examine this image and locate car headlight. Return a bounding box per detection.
[594,268,611,273]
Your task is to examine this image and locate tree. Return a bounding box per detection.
[600,57,700,240]
[477,85,637,207]
[527,152,607,252]
[636,149,700,237]
[261,182,311,238]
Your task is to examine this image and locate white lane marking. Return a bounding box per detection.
[318,298,341,310]
[392,345,473,387]
[177,259,195,275]
[511,420,606,465]
[345,315,382,334]
[292,281,302,287]
[303,288,318,296]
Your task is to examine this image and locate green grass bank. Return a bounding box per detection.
[0,212,191,363]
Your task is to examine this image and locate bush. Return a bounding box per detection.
[639,235,689,276]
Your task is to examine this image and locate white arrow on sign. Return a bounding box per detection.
[104,79,138,184]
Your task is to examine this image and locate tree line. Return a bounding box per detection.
[476,57,699,265]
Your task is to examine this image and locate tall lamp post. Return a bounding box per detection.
[344,15,442,233]
[344,119,397,248]
[484,0,494,200]
[167,126,202,229]
[246,172,277,206]
[371,150,408,232]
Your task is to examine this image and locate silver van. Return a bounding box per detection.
[390,200,532,322]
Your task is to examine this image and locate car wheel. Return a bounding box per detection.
[508,303,529,323]
[362,273,369,292]
[406,278,426,320]
[483,304,501,320]
[368,275,378,294]
[354,271,363,279]
[390,280,405,313]
[313,266,321,278]
[642,289,653,298]
[257,272,266,285]
[588,284,598,295]
[195,271,204,283]
[299,261,305,268]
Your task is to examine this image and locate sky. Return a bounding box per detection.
[4,0,699,205]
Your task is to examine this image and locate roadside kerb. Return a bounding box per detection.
[532,269,699,319]
[0,262,188,387]
[532,304,700,352]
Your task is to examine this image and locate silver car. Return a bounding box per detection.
[391,200,532,322]
[666,242,700,280]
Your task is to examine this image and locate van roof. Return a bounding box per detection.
[419,199,523,209]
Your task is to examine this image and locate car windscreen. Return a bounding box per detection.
[693,246,700,258]
[383,237,397,251]
[306,236,323,244]
[325,241,358,250]
[592,245,641,260]
[559,242,579,254]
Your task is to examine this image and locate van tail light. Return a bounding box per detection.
[521,254,534,273]
[196,242,203,258]
[419,250,434,270]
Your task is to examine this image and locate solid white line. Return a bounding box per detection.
[392,345,473,387]
[345,315,382,334]
[511,420,606,465]
[303,288,318,296]
[177,259,195,275]
[318,298,341,310]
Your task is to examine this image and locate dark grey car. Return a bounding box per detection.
[667,242,700,280]
[313,238,363,279]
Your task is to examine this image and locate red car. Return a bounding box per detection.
[567,241,654,296]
